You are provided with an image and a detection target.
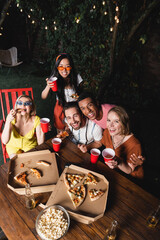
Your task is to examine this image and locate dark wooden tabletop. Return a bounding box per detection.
[0,138,160,240]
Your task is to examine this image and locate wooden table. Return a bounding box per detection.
[0,138,160,240]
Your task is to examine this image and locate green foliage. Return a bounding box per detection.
[13,0,159,108]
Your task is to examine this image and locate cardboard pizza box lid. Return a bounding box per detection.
[46,164,109,224]
[7,150,59,195]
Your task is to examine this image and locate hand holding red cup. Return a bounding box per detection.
[48,77,58,92]
[52,138,62,152]
[90,148,101,164]
[102,148,115,164]
[40,118,50,133]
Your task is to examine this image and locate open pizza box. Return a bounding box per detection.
[7,150,59,195]
[41,164,109,224]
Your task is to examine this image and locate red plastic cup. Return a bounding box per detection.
[40,118,50,133]
[52,138,62,152]
[49,77,58,92]
[90,148,101,164]
[102,148,115,164]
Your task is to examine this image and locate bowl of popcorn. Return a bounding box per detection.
[35,205,70,240]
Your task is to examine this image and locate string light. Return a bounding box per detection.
[76,19,80,23]
[0,33,2,36]
[102,1,105,5]
[110,27,113,32]
[45,26,48,30]
[104,11,107,15]
[30,9,33,12]
[54,26,57,30]
[54,21,56,24]
[93,5,96,9]
[32,20,35,24]
[6,13,9,15]
[42,17,44,20]
[20,9,23,12]
[116,6,119,11]
[114,16,117,21]
[28,15,31,18]
[17,3,19,7]
[116,19,119,23]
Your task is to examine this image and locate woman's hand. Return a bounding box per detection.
[6,109,16,123]
[105,159,119,169]
[46,78,55,89]
[77,144,87,153]
[129,154,145,167]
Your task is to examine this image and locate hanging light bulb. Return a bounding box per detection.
[20,9,23,12]
[28,15,31,18]
[32,20,35,24]
[116,6,119,11]
[102,1,105,5]
[104,11,107,15]
[42,17,44,21]
[110,27,113,32]
[45,26,48,30]
[54,26,57,30]
[93,5,96,9]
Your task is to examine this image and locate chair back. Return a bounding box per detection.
[0,88,34,163]
[0,47,23,66]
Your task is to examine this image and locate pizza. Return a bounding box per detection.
[83,172,98,185]
[89,189,105,201]
[70,93,79,100]
[68,185,86,208]
[37,160,51,166]
[56,130,69,139]
[30,168,42,179]
[64,173,85,189]
[14,171,27,185]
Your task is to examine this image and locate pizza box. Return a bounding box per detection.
[45,164,109,224]
[7,150,59,195]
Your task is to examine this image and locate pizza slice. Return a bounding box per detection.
[70,93,79,100]
[64,173,85,189]
[14,171,27,185]
[30,168,42,179]
[68,185,86,208]
[37,160,51,166]
[89,189,105,201]
[83,172,98,185]
[56,130,69,139]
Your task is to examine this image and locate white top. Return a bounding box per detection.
[67,119,103,145]
[56,74,83,102]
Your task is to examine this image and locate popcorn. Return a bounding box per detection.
[37,208,68,239]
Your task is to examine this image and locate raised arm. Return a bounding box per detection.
[41,78,53,99]
[1,109,16,144]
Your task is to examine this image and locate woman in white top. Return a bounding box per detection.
[41,53,83,130]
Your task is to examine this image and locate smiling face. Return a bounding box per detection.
[16,96,33,115]
[57,58,71,79]
[65,107,82,130]
[107,111,123,137]
[78,97,98,120]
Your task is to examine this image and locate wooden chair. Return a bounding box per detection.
[0,88,34,164]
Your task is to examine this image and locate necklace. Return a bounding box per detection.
[111,135,125,149]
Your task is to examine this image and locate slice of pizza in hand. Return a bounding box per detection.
[68,185,86,208]
[14,171,28,185]
[83,172,98,185]
[89,189,105,201]
[64,173,85,189]
[30,168,42,179]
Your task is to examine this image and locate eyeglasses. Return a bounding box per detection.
[16,101,32,106]
[57,66,72,71]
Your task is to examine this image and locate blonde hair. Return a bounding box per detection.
[14,95,36,116]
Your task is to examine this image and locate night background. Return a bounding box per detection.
[0,0,160,198]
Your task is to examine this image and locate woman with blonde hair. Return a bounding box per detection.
[2,95,44,159]
[101,106,144,178]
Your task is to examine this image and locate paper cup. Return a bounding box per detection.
[90,148,101,164]
[102,148,115,163]
[49,77,58,92]
[40,118,50,133]
[52,138,62,152]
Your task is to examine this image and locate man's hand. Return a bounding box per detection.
[77,144,87,153]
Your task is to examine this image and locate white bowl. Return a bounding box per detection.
[35,205,70,240]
